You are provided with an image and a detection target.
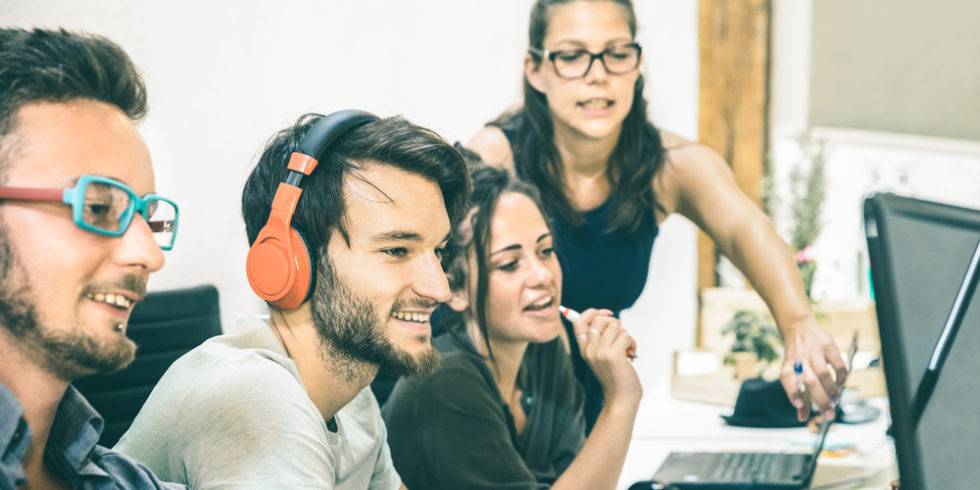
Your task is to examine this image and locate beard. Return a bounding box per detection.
[0,223,137,381]
[310,255,440,378]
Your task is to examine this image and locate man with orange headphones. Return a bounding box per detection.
[115,111,470,488]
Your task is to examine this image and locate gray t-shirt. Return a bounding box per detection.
[115,317,401,490]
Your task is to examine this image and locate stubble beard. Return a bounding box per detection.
[311,256,440,381]
[0,223,136,381]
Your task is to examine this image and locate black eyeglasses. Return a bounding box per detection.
[529,43,642,79]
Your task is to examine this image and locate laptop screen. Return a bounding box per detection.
[864,192,980,490]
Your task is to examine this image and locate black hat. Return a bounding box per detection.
[721,377,807,428]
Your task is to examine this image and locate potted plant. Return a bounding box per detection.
[722,310,782,378]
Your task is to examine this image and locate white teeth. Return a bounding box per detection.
[531,297,552,308]
[580,99,611,108]
[393,311,430,323]
[88,293,132,309]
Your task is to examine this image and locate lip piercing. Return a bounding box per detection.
[115,323,124,332]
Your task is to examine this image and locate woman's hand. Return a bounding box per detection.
[570,308,642,406]
[780,317,848,422]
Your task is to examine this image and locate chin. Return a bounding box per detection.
[571,117,622,140]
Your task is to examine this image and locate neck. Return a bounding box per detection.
[270,308,378,422]
[464,319,527,402]
[552,118,621,178]
[0,333,70,481]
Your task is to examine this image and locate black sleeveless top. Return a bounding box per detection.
[500,122,659,316]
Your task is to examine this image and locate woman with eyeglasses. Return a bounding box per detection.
[468,0,847,431]
[382,161,640,490]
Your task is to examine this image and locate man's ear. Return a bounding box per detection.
[524,53,547,93]
[446,287,469,312]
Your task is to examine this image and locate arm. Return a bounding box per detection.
[658,143,847,421]
[552,309,641,490]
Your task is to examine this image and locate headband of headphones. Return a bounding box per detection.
[245,110,380,310]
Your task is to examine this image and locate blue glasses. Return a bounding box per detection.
[0,174,179,250]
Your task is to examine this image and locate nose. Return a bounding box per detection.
[584,53,610,82]
[115,215,165,273]
[412,251,451,303]
[525,256,554,288]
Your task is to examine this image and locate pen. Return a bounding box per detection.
[794,359,806,395]
[559,305,637,360]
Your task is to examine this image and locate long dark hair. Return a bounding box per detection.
[492,0,665,233]
[441,150,550,366]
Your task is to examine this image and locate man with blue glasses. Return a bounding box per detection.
[0,28,184,489]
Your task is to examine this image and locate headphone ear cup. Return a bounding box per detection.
[290,227,316,305]
[245,225,313,311]
[268,227,313,311]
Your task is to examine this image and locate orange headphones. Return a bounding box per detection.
[245,110,379,310]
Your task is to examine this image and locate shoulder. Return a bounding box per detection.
[654,130,734,215]
[467,126,516,174]
[658,130,729,174]
[142,344,318,445]
[182,352,313,424]
[90,448,188,489]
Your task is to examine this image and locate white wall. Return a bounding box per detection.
[769,0,980,303]
[1,0,700,369]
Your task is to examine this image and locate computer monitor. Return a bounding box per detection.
[864,192,980,490]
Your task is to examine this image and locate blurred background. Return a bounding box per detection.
[4,1,979,485]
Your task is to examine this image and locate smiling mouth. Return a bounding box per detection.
[86,293,133,310]
[524,296,555,312]
[578,98,613,109]
[392,311,431,323]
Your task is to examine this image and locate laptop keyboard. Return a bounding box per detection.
[713,452,783,482]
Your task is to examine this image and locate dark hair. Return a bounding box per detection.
[492,0,665,233]
[440,152,550,366]
[0,28,148,181]
[242,114,471,270]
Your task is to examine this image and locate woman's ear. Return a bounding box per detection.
[524,53,547,93]
[446,287,469,312]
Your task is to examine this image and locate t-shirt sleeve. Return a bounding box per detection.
[385,360,549,490]
[169,359,337,489]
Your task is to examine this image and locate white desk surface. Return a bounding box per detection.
[616,387,898,489]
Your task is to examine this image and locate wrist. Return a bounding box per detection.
[602,389,642,411]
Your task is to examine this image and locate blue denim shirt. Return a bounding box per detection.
[1,380,185,489]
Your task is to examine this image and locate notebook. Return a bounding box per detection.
[651,336,858,489]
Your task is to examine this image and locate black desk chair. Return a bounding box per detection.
[73,284,222,447]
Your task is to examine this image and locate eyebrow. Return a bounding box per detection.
[549,38,634,49]
[370,230,451,245]
[489,233,551,257]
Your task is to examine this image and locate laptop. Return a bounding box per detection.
[864,192,980,490]
[650,336,858,489]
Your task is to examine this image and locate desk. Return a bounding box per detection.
[617,389,897,489]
